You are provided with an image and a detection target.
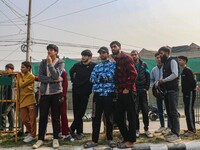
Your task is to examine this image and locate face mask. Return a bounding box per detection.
[161,55,167,63]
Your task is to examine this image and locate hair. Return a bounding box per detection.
[154,52,160,57]
[81,49,92,57]
[22,61,32,70]
[5,63,14,70]
[47,44,59,52]
[158,46,171,54]
[178,56,188,63]
[110,41,121,48]
[131,50,139,54]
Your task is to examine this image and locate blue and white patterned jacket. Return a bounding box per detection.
[90,60,116,96]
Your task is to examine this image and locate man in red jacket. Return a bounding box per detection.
[110,41,138,148]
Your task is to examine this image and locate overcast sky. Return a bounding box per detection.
[0,0,200,71]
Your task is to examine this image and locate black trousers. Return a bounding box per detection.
[183,91,196,132]
[115,92,136,143]
[92,93,114,143]
[70,90,89,134]
[135,91,149,131]
[164,90,180,136]
[38,93,61,140]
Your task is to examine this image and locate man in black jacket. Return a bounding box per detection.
[131,50,153,138]
[178,56,197,137]
[158,47,180,143]
[69,50,96,140]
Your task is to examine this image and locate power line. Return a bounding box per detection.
[1,0,26,23]
[0,43,21,46]
[33,0,117,23]
[32,0,59,18]
[0,59,24,62]
[0,9,26,33]
[0,23,25,26]
[0,33,26,38]
[0,46,21,62]
[0,17,25,24]
[35,23,143,49]
[7,0,26,14]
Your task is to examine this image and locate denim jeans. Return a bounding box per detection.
[164,90,180,136]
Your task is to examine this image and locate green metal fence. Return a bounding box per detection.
[194,73,200,124]
[0,73,21,142]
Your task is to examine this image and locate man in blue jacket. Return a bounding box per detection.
[84,47,116,148]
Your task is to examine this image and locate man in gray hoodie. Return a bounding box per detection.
[33,44,64,149]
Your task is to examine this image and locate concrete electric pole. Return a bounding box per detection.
[26,0,32,61]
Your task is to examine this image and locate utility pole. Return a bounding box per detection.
[26,0,32,61]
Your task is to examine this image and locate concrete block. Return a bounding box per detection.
[167,142,186,150]
[185,141,200,150]
[132,143,150,150]
[150,144,168,150]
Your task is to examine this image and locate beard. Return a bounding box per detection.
[161,55,168,63]
[82,58,89,63]
[112,50,120,56]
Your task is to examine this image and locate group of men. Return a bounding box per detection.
[1,41,197,149]
[68,41,197,149]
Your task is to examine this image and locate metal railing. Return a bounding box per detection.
[194,73,200,124]
[0,72,21,142]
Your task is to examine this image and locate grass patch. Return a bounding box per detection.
[1,129,200,148]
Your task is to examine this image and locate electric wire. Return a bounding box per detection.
[32,0,60,18]
[1,0,26,23]
[0,9,26,33]
[33,0,117,23]
[0,46,21,62]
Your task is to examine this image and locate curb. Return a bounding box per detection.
[1,140,200,150]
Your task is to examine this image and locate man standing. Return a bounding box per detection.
[33,44,64,149]
[110,41,137,148]
[84,47,116,148]
[158,47,181,143]
[69,50,96,140]
[151,52,165,133]
[131,50,153,138]
[178,56,196,137]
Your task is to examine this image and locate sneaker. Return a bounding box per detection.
[164,131,173,138]
[145,130,153,138]
[53,139,59,148]
[155,127,166,133]
[166,134,181,143]
[136,130,140,138]
[76,133,84,140]
[63,135,75,142]
[162,128,171,135]
[184,131,196,137]
[23,136,35,143]
[32,140,43,149]
[24,133,31,139]
[58,132,62,138]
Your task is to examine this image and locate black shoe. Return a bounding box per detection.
[76,133,84,140]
